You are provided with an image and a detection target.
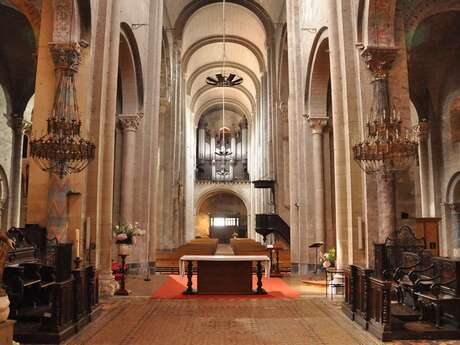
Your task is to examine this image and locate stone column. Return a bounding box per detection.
[6,115,31,228]
[449,203,460,257]
[118,113,143,223]
[361,47,399,243]
[377,171,396,243]
[307,116,328,244]
[98,0,121,296]
[417,120,432,217]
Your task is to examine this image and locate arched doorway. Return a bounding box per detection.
[196,192,247,243]
[446,172,460,256]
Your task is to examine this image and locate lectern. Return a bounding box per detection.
[309,242,323,273]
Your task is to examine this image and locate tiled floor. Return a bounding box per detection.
[63,275,460,345]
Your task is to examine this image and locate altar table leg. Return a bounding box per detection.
[255,261,267,295]
[183,260,194,294]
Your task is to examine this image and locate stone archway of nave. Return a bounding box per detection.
[446,172,460,257]
[196,192,248,244]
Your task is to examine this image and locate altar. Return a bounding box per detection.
[179,255,270,294]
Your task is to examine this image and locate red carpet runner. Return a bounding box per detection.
[151,275,299,299]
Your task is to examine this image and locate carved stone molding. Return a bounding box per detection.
[445,202,460,213]
[118,113,144,132]
[52,0,74,43]
[361,46,398,79]
[5,115,32,135]
[306,115,328,134]
[49,42,82,73]
[415,119,430,142]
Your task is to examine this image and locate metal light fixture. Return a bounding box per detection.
[206,73,243,87]
[353,49,418,174]
[30,43,95,178]
[352,107,419,173]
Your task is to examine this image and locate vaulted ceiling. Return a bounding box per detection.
[166,0,279,126]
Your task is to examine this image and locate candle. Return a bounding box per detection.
[75,228,80,258]
[85,217,91,250]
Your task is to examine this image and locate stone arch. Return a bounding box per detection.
[0,164,9,230]
[118,23,144,113]
[355,0,366,45]
[195,98,252,128]
[191,84,256,114]
[186,61,260,96]
[182,35,266,74]
[404,0,460,48]
[445,172,460,256]
[174,0,274,41]
[305,27,329,117]
[276,23,290,211]
[195,187,249,216]
[195,189,249,241]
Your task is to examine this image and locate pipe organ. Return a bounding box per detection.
[196,123,249,181]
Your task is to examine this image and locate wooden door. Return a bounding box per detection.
[415,218,441,256]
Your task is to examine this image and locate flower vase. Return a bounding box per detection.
[118,243,132,256]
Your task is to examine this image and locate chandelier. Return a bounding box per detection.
[352,54,418,174]
[206,73,243,87]
[30,43,95,178]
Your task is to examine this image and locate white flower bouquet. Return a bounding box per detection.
[112,222,145,244]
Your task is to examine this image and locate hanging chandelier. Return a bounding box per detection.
[206,73,243,87]
[30,43,95,178]
[352,50,418,174]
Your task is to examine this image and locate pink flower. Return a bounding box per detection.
[116,233,128,241]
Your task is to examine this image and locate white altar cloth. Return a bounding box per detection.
[179,255,271,278]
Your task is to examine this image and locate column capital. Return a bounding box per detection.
[306,115,328,134]
[415,119,430,142]
[117,112,144,132]
[49,42,82,73]
[360,46,398,79]
[445,202,460,213]
[5,114,31,135]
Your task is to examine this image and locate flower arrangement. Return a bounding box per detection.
[320,248,336,268]
[113,222,145,245]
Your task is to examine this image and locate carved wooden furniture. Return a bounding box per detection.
[2,225,100,344]
[393,250,434,308]
[343,257,460,340]
[255,214,290,244]
[415,257,460,328]
[378,225,425,280]
[179,255,270,294]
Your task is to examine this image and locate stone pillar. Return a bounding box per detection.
[307,116,328,244]
[417,120,432,217]
[98,0,121,296]
[360,47,399,243]
[377,171,396,242]
[118,113,143,223]
[449,203,460,257]
[6,115,30,228]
